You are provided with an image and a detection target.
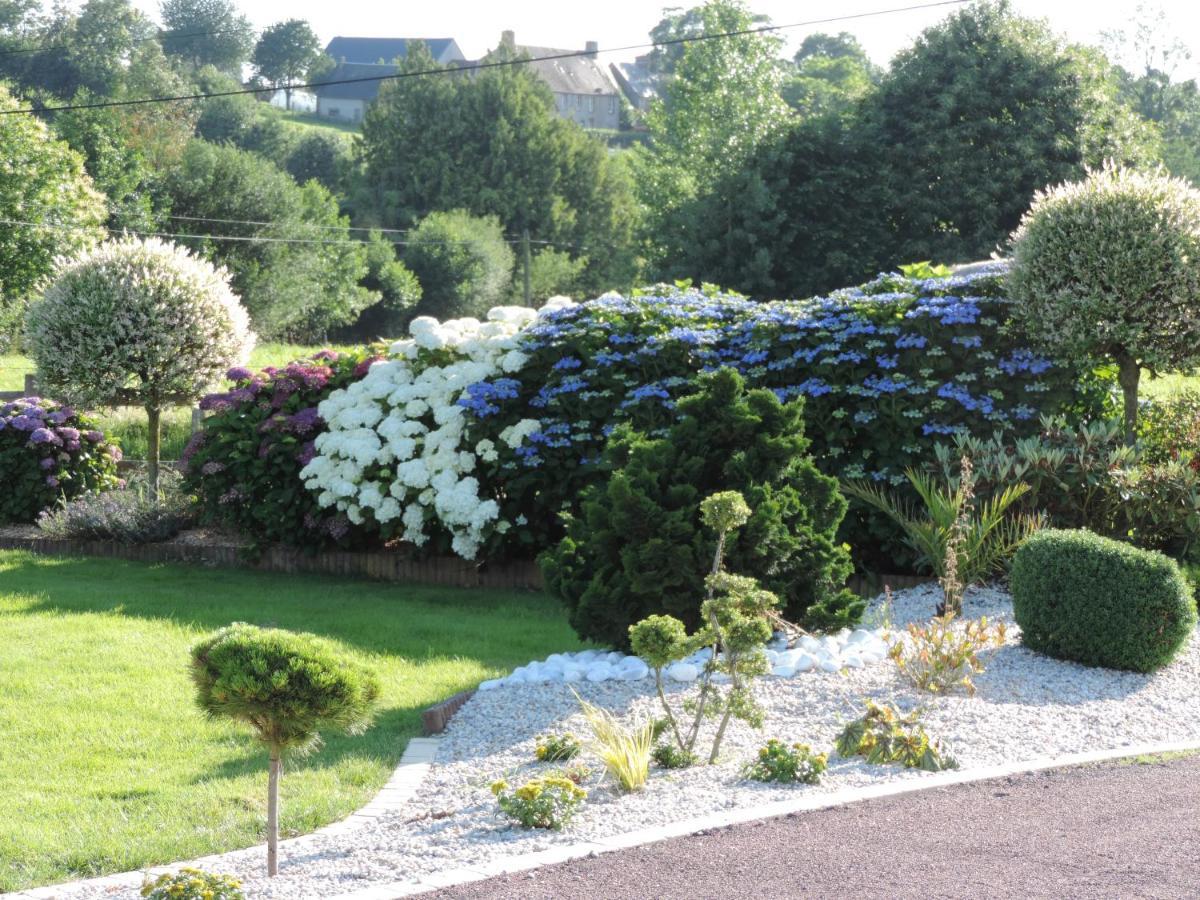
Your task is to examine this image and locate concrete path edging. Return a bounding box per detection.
[1,738,441,900]
[325,737,1200,900]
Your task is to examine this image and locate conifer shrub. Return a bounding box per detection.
[541,368,860,647]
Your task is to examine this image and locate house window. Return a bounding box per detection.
[588,96,595,112]
[328,106,340,118]
[609,96,617,113]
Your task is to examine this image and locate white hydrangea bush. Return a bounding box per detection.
[301,298,574,558]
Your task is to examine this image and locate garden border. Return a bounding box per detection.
[324,738,1200,900]
[6,730,1198,899]
[0,533,930,597]
[0,737,442,900]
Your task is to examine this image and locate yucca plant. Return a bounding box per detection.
[844,457,1041,610]
[573,691,654,792]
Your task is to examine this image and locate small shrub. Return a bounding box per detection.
[490,773,587,830]
[574,692,654,792]
[0,397,121,523]
[141,868,244,900]
[190,624,381,875]
[1010,529,1197,672]
[534,732,582,763]
[887,612,1007,695]
[743,740,828,784]
[403,210,515,320]
[936,418,1200,558]
[37,472,194,543]
[183,351,379,554]
[835,700,957,771]
[652,743,697,769]
[629,491,780,766]
[845,457,1040,613]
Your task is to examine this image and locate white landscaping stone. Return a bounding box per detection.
[771,665,796,678]
[793,652,816,673]
[818,658,841,673]
[666,662,699,683]
[45,582,1200,900]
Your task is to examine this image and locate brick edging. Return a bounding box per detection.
[0,533,929,598]
[0,535,544,590]
[422,690,476,735]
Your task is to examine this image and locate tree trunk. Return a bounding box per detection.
[267,750,281,876]
[284,85,293,111]
[1116,351,1141,447]
[145,405,161,495]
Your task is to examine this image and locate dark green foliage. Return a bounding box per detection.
[357,42,636,296]
[283,132,351,191]
[403,211,514,320]
[182,350,377,553]
[165,139,375,339]
[160,0,253,74]
[673,1,1157,298]
[189,622,381,755]
[341,237,423,341]
[1010,529,1197,673]
[252,19,328,111]
[541,368,860,648]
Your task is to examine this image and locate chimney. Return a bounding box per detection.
[501,30,515,49]
[585,40,598,58]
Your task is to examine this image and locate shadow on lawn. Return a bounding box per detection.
[2,551,581,665]
[195,706,416,786]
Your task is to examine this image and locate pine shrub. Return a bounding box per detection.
[541,368,860,648]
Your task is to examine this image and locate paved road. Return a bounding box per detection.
[430,754,1200,900]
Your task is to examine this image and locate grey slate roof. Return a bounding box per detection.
[325,36,461,65]
[316,62,397,101]
[516,45,618,96]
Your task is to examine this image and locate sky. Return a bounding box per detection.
[110,0,1197,80]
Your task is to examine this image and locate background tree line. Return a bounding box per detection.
[0,0,1196,349]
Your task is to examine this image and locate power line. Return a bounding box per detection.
[161,213,418,235]
[1,1,969,116]
[0,26,253,59]
[0,218,577,249]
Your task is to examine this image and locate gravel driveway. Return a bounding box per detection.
[430,752,1200,900]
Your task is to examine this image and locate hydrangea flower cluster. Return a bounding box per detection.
[183,350,380,553]
[459,266,1108,556]
[0,397,121,523]
[300,299,575,559]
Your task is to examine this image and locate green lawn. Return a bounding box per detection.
[271,107,360,139]
[5,343,358,460]
[0,552,582,891]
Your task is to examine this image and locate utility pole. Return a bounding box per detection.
[522,227,532,306]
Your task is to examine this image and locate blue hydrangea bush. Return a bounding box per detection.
[0,397,122,523]
[461,265,1108,561]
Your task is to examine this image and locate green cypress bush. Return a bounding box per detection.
[541,368,860,648]
[1010,529,1197,672]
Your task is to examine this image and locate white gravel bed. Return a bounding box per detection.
[51,584,1200,900]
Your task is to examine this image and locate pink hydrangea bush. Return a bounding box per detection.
[182,350,381,553]
[0,397,121,523]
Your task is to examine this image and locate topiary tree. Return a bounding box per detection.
[541,367,861,649]
[25,236,254,492]
[1010,528,1196,672]
[190,623,381,876]
[1009,165,1200,443]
